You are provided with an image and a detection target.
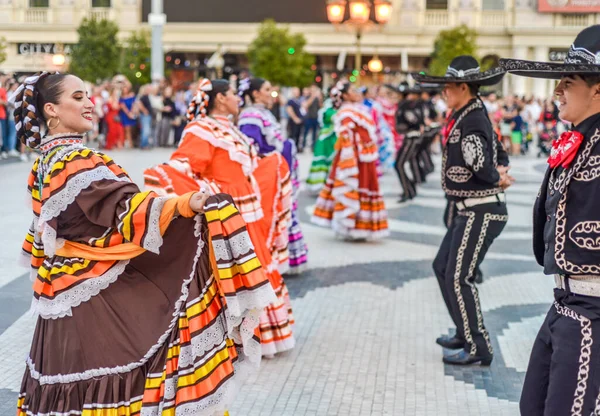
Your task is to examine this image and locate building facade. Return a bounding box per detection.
[0,0,598,96]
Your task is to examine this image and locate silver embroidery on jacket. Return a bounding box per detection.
[569,221,600,250]
[555,129,600,273]
[446,166,473,183]
[462,135,485,172]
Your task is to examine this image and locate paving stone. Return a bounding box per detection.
[0,150,548,415]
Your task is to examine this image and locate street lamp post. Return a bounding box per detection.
[149,0,166,82]
[326,0,392,79]
[52,43,67,71]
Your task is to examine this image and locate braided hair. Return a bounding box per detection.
[238,77,266,107]
[11,72,68,149]
[186,78,231,121]
[237,77,251,107]
[330,80,350,110]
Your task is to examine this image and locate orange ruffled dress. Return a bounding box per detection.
[145,115,296,356]
[311,103,390,240]
[17,135,276,415]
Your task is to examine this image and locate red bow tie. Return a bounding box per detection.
[548,131,584,169]
[442,113,456,146]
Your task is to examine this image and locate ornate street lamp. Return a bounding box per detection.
[349,0,371,24]
[52,54,65,67]
[368,56,383,73]
[326,0,346,23]
[374,0,392,24]
[326,0,392,79]
[52,43,66,68]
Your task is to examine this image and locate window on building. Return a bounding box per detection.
[29,0,49,7]
[426,0,448,10]
[482,0,504,10]
[92,0,111,7]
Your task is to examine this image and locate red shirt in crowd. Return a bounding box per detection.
[0,88,7,120]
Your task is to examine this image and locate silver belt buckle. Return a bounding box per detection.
[554,274,600,297]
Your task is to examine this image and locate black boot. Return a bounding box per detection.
[436,334,465,349]
[475,268,484,284]
[443,350,492,366]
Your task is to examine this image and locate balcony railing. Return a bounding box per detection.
[25,8,48,23]
[88,8,110,21]
[559,14,589,27]
[481,11,506,27]
[424,10,449,27]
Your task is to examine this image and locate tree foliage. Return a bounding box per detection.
[120,29,151,87]
[0,37,7,66]
[428,25,478,76]
[247,19,315,87]
[69,18,121,83]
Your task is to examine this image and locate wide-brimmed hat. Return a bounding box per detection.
[398,82,422,95]
[412,55,505,86]
[418,82,441,94]
[500,25,600,79]
[380,83,401,94]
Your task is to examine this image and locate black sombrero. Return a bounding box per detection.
[500,25,600,79]
[412,55,505,87]
[398,82,422,95]
[418,82,441,94]
[380,83,401,94]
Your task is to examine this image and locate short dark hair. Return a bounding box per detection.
[580,74,600,88]
[467,83,480,97]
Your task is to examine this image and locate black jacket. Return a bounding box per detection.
[422,99,438,123]
[533,113,600,275]
[396,99,424,134]
[441,99,502,201]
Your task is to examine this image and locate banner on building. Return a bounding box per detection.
[538,0,600,13]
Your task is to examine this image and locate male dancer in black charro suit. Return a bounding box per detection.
[414,56,514,366]
[395,84,425,202]
[501,25,600,415]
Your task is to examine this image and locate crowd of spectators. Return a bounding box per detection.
[0,72,565,163]
[480,93,564,157]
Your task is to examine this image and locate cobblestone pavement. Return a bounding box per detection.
[0,147,552,415]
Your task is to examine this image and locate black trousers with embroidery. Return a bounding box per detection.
[432,201,508,356]
[417,131,436,180]
[408,135,424,185]
[444,200,484,281]
[521,298,600,416]
[394,135,419,199]
[443,200,457,229]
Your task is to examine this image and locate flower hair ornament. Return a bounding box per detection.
[330,80,348,109]
[10,71,52,149]
[237,77,251,107]
[186,78,213,121]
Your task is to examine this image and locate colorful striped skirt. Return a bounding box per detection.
[18,198,275,415]
[311,140,390,241]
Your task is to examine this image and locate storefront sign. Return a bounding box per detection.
[549,49,569,62]
[17,43,72,55]
[538,0,600,13]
